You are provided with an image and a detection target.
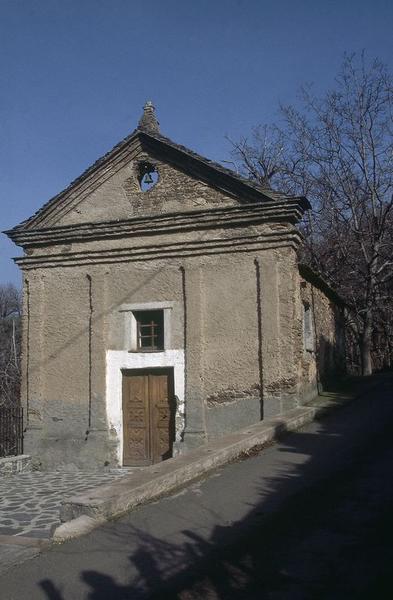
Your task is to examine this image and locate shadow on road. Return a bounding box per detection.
[38,376,393,599]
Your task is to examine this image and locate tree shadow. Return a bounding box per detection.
[38,374,393,599]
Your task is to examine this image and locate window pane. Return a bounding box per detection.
[134,310,164,351]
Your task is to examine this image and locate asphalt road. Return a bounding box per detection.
[1,375,392,600]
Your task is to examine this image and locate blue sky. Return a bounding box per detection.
[1,0,393,284]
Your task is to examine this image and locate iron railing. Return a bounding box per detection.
[0,406,23,457]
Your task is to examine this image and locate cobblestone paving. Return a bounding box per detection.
[0,471,130,539]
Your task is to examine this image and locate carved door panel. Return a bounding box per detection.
[122,374,150,466]
[150,372,175,463]
[122,369,175,466]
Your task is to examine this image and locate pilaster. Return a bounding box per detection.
[182,264,207,450]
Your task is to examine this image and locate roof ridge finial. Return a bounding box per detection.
[138,100,160,133]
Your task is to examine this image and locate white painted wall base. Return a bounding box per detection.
[106,349,185,465]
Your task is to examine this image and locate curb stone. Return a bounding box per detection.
[53,516,106,542]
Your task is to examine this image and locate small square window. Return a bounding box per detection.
[120,302,173,353]
[133,310,164,351]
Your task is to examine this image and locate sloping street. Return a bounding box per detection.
[0,375,392,599]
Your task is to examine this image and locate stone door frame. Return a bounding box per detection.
[106,349,185,466]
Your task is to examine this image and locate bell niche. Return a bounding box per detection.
[138,161,159,192]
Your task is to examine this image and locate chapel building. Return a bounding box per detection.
[6,103,345,470]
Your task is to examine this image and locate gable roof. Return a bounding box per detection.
[7,103,310,234]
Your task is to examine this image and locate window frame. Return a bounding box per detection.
[119,302,174,353]
[303,301,315,353]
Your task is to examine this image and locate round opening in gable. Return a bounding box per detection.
[138,162,159,192]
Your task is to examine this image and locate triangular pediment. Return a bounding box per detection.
[8,128,296,234]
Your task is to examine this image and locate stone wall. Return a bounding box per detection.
[0,455,32,477]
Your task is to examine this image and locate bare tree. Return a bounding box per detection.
[0,283,21,407]
[228,125,290,187]
[0,283,20,320]
[230,54,393,375]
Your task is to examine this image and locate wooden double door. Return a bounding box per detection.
[122,368,176,466]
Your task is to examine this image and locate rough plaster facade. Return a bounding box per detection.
[6,104,345,470]
[297,264,346,403]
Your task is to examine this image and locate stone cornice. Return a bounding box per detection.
[14,228,303,269]
[6,200,306,249]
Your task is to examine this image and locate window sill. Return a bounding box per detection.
[127,349,166,354]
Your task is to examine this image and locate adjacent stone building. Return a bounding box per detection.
[6,103,346,470]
